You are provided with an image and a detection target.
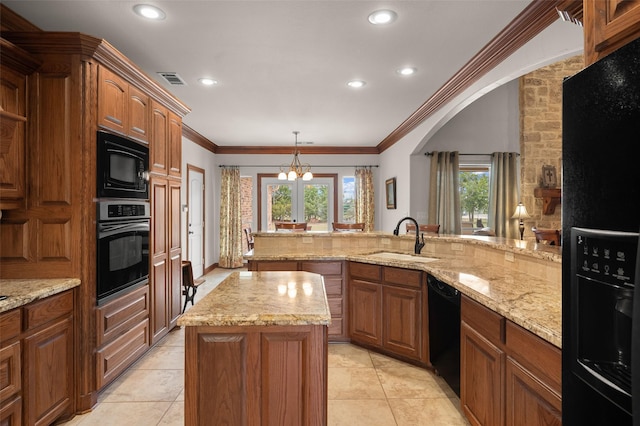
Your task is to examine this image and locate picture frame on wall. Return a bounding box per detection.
[385,177,396,209]
[542,165,557,188]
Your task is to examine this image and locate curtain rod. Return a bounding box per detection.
[218,165,379,168]
[424,152,519,156]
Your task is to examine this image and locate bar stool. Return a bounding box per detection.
[182,260,205,313]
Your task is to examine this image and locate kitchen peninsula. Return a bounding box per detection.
[248,230,563,424]
[177,270,331,426]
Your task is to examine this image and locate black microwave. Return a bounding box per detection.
[97,131,149,199]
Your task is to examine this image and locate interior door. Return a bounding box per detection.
[187,166,204,277]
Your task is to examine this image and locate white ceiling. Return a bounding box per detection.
[3,0,535,148]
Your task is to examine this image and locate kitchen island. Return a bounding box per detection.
[177,270,331,426]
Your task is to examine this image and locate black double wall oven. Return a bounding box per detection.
[96,131,150,305]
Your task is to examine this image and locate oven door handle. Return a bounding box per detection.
[98,222,150,238]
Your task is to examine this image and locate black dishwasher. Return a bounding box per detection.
[427,274,461,396]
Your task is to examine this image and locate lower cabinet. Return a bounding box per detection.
[0,290,74,426]
[184,324,327,425]
[460,295,561,426]
[348,262,426,364]
[96,285,150,390]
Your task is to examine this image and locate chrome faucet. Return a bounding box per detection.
[393,217,425,255]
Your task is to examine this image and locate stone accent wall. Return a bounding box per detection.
[519,55,584,234]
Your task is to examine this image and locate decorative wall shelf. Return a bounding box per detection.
[534,187,562,215]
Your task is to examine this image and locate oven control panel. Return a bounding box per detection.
[98,200,150,220]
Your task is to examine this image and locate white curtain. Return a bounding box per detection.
[428,151,461,235]
[219,167,244,268]
[355,167,375,232]
[488,152,520,239]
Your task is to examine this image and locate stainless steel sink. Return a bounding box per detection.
[366,252,438,263]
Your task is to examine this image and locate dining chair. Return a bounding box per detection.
[182,260,205,313]
[274,222,308,231]
[532,227,561,246]
[406,223,440,235]
[332,222,365,231]
[244,227,254,251]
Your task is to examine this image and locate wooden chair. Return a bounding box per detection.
[532,227,561,246]
[244,227,254,251]
[332,222,365,231]
[274,221,308,231]
[406,223,440,235]
[182,260,205,313]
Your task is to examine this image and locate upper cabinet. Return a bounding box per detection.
[98,66,150,144]
[0,38,40,211]
[584,0,640,65]
[150,100,182,177]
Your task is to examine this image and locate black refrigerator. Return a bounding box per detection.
[562,37,640,425]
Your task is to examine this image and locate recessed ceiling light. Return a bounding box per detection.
[133,4,166,20]
[347,80,366,88]
[397,67,417,76]
[368,9,397,25]
[198,78,218,86]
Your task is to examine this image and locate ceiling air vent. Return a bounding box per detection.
[157,72,187,86]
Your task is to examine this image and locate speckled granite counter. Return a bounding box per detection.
[177,271,331,327]
[247,232,562,348]
[0,278,81,313]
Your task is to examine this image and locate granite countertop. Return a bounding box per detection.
[248,250,561,348]
[0,278,81,313]
[177,271,331,327]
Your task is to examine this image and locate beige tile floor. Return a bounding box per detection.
[62,267,469,426]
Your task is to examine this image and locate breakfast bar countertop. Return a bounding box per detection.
[177,270,331,327]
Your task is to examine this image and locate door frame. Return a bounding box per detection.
[186,164,205,274]
[257,173,338,231]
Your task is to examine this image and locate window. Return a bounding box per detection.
[459,164,489,234]
[342,176,355,222]
[258,174,338,231]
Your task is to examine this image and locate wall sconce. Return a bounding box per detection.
[511,202,531,240]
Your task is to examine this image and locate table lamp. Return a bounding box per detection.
[511,202,531,240]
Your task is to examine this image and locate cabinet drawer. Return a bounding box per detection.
[0,341,21,402]
[300,261,342,275]
[324,277,344,296]
[23,290,73,332]
[506,320,561,391]
[462,295,504,346]
[328,297,343,318]
[96,318,149,390]
[97,285,149,347]
[349,262,381,282]
[0,395,22,426]
[383,267,422,288]
[0,310,21,344]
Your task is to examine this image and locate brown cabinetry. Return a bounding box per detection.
[0,39,39,211]
[461,296,505,426]
[150,176,182,345]
[584,0,640,65]
[184,324,327,426]
[0,290,74,426]
[98,66,150,143]
[248,260,348,341]
[348,262,426,364]
[150,101,181,176]
[96,285,150,389]
[460,295,561,426]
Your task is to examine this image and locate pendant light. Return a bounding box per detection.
[278,131,313,181]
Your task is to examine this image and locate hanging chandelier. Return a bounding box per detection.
[278,131,313,181]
